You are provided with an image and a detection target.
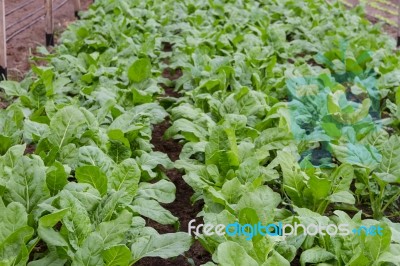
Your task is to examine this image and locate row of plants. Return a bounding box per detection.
[161,0,400,265]
[0,0,196,264]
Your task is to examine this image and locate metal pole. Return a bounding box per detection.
[0,0,6,80]
[73,0,81,19]
[397,0,400,46]
[45,0,54,46]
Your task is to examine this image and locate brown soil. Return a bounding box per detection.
[137,84,211,265]
[162,68,183,81]
[4,0,93,80]
[345,0,399,39]
[136,124,210,265]
[24,144,36,154]
[0,99,8,109]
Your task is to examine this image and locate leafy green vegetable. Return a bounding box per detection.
[128,58,152,83]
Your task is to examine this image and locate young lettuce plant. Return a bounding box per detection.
[277,150,355,214]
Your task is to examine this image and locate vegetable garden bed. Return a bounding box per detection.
[1,0,400,265]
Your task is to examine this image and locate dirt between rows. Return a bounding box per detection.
[136,119,211,266]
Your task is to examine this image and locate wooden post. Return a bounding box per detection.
[0,0,7,80]
[73,0,81,19]
[45,0,54,46]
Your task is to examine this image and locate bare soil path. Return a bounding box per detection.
[4,0,92,80]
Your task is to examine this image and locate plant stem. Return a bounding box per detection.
[382,189,400,213]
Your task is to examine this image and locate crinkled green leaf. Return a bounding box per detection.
[110,158,140,196]
[217,242,258,266]
[72,232,104,266]
[300,247,335,266]
[96,210,132,248]
[76,165,108,196]
[131,198,177,225]
[131,231,192,263]
[46,161,68,196]
[137,180,176,204]
[4,156,50,213]
[48,106,86,148]
[102,245,132,266]
[376,136,400,183]
[128,58,152,83]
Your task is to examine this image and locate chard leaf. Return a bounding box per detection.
[217,242,258,266]
[221,177,243,204]
[165,118,209,142]
[72,232,104,266]
[0,80,27,97]
[137,152,173,178]
[137,180,176,204]
[94,190,126,223]
[328,191,355,204]
[63,183,101,212]
[376,244,400,265]
[365,223,391,261]
[46,161,68,196]
[376,136,400,183]
[37,208,69,247]
[255,127,293,151]
[110,158,140,196]
[131,198,177,225]
[306,175,331,201]
[107,140,132,164]
[23,120,50,142]
[76,165,108,196]
[130,232,192,263]
[0,202,30,242]
[4,156,50,213]
[361,129,389,149]
[78,146,114,175]
[128,58,152,83]
[48,106,86,148]
[0,200,32,264]
[237,157,261,182]
[108,112,145,135]
[27,252,67,266]
[96,210,132,248]
[0,226,34,266]
[131,103,168,124]
[1,144,26,169]
[237,186,281,223]
[264,251,290,266]
[330,163,354,193]
[331,143,382,169]
[102,245,132,266]
[300,247,335,266]
[278,151,306,206]
[59,190,92,250]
